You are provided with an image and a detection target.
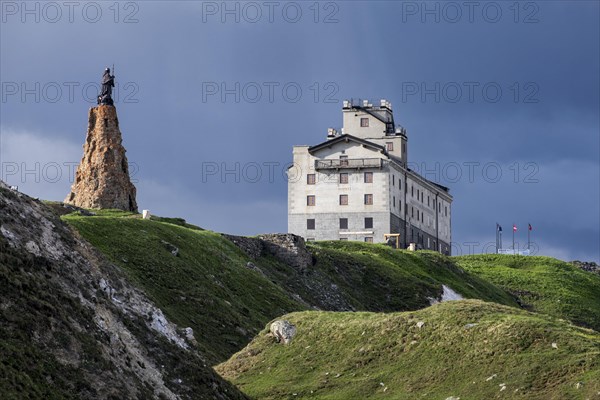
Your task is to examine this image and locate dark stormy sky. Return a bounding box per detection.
[1,1,598,262]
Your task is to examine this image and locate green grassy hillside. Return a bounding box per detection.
[218,300,600,400]
[62,210,306,364]
[62,211,516,364]
[304,242,517,310]
[455,255,600,331]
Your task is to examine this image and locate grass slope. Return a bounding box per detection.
[303,241,518,311]
[62,211,516,364]
[455,255,600,331]
[218,300,600,400]
[62,210,306,364]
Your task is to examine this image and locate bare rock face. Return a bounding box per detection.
[65,105,138,212]
[223,233,313,272]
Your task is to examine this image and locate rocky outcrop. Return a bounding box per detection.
[223,234,264,259]
[571,260,600,275]
[257,234,313,272]
[223,233,312,272]
[0,181,246,400]
[65,105,138,212]
[269,320,296,344]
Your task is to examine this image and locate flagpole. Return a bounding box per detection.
[528,225,530,250]
[496,223,499,253]
[512,223,515,253]
[499,229,502,250]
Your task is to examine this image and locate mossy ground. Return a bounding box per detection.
[454,254,600,331]
[217,300,600,400]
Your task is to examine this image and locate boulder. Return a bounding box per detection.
[270,320,296,345]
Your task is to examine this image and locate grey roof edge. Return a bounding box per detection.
[308,134,387,154]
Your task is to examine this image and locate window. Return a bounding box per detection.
[364,217,373,229]
[411,186,414,197]
[417,209,420,221]
[340,155,348,166]
[399,200,402,212]
[360,117,369,127]
[399,178,401,190]
[339,237,348,241]
[393,196,396,208]
[427,196,430,207]
[417,189,420,199]
[307,195,315,206]
[364,237,373,243]
[307,174,316,185]
[307,219,315,230]
[386,142,394,151]
[339,218,348,229]
[306,238,315,242]
[364,172,373,183]
[364,194,373,205]
[339,173,349,184]
[445,206,448,216]
[339,194,348,205]
[412,207,414,218]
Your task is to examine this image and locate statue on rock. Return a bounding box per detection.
[98,67,115,106]
[65,67,138,213]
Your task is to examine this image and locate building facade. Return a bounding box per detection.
[288,99,452,254]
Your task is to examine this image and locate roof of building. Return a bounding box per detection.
[307,134,451,196]
[308,134,387,155]
[352,105,392,124]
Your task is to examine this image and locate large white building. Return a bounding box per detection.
[288,99,452,254]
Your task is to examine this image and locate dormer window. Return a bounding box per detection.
[360,118,369,127]
[386,142,394,151]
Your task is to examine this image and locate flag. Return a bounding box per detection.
[513,224,517,232]
[497,224,502,232]
[528,223,532,231]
